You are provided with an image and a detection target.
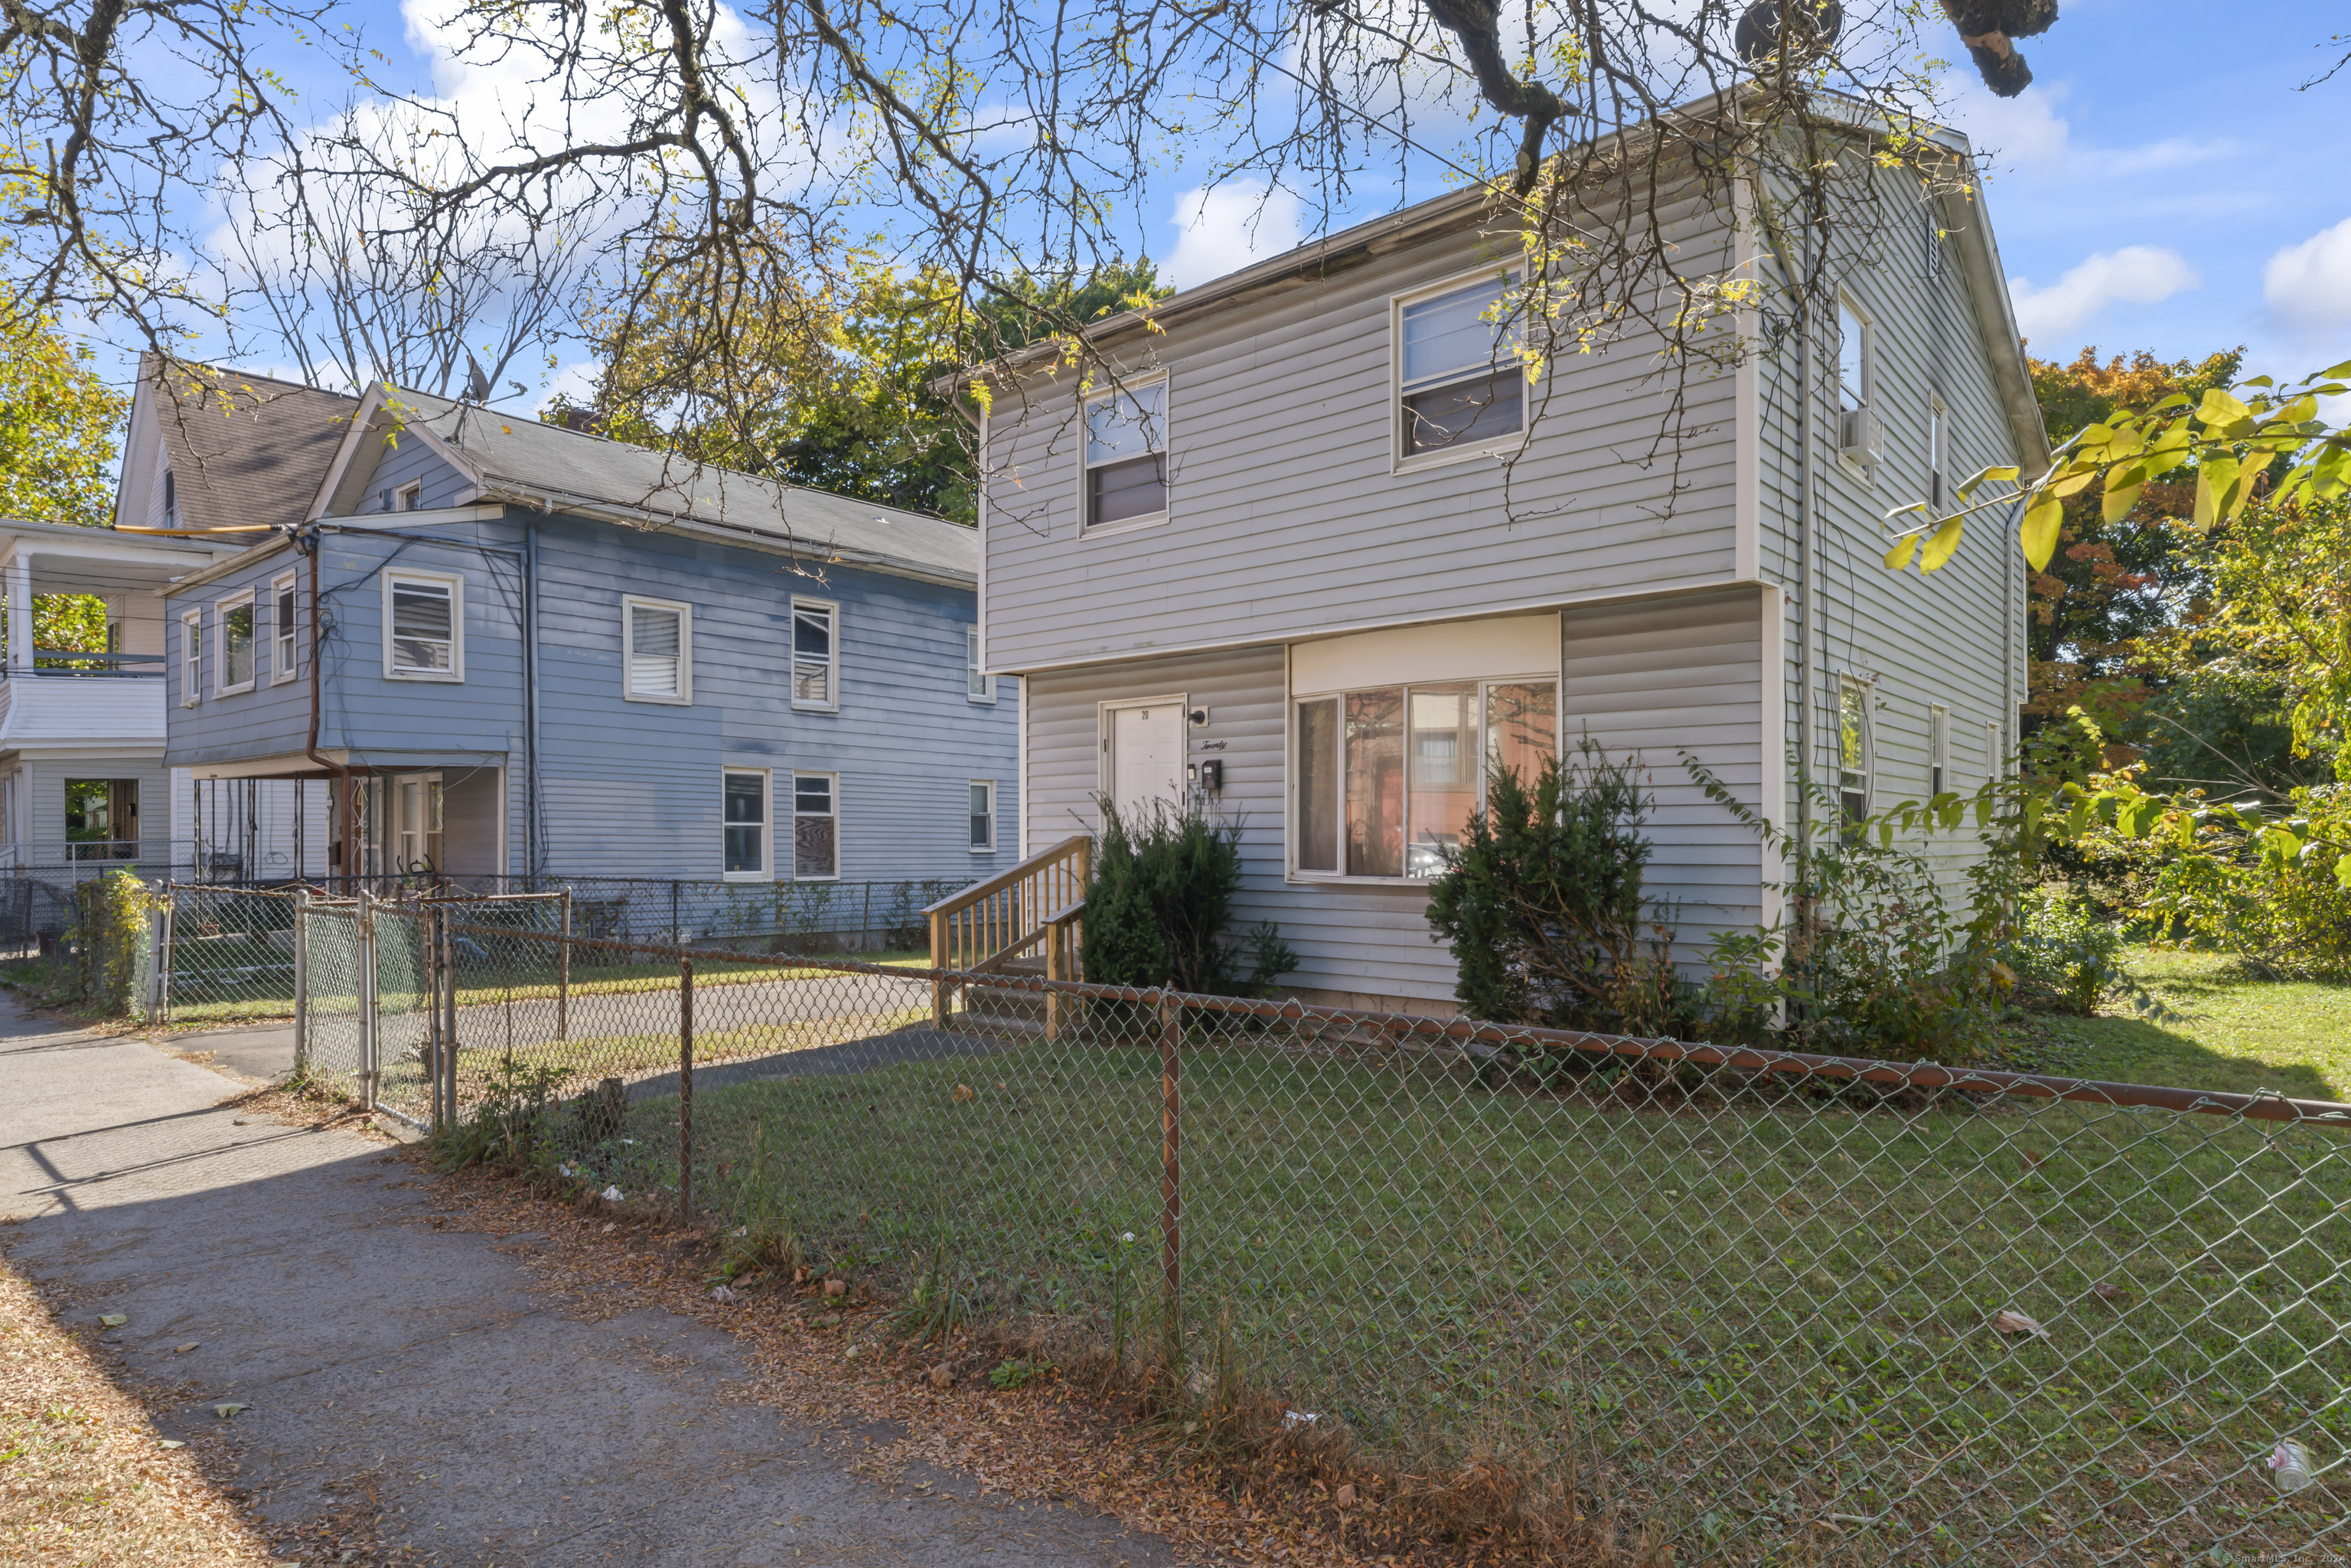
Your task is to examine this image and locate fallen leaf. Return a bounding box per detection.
[158,1438,186,1449]
[174,1342,200,1354]
[99,1313,127,1328]
[823,1278,848,1298]
[602,1223,617,1234]
[954,1084,974,1103]
[2091,1281,2125,1302]
[1336,1482,1357,1508]
[214,1402,249,1419]
[1993,1309,2050,1339]
[709,1285,739,1303]
[928,1364,954,1389]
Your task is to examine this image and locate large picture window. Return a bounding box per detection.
[1295,678,1556,879]
[723,770,768,878]
[1083,379,1168,529]
[794,772,838,879]
[1397,269,1524,462]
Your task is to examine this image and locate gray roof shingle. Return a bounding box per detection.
[146,360,360,532]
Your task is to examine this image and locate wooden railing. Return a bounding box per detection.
[922,834,1091,1024]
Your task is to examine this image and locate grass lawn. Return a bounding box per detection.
[2002,946,2351,1103]
[530,1013,2350,1566]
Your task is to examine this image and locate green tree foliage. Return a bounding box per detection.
[573,256,1169,523]
[0,308,125,532]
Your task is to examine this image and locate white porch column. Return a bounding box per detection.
[5,553,31,675]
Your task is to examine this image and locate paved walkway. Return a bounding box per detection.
[0,997,1174,1566]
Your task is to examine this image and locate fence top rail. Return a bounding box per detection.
[429,920,2351,1130]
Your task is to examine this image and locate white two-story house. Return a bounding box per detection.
[968,130,2046,1012]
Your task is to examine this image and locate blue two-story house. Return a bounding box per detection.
[159,382,1019,891]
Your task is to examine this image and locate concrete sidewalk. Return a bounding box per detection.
[0,997,1176,1566]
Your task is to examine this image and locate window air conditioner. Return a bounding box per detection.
[1837,407,1883,461]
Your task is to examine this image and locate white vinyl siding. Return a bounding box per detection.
[791,598,838,711]
[383,571,463,680]
[271,572,298,684]
[623,597,691,703]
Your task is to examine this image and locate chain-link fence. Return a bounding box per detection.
[392,919,2348,1566]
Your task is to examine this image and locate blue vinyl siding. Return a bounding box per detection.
[165,450,1016,884]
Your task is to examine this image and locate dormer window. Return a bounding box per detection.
[1082,379,1167,530]
[162,469,177,527]
[1395,268,1526,465]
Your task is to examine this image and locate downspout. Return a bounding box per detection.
[523,519,540,884]
[298,526,356,884]
[1749,174,1817,912]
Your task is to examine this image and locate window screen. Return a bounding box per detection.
[1084,381,1167,526]
[792,601,836,708]
[628,603,684,698]
[390,579,455,673]
[794,773,838,878]
[1400,274,1524,457]
[221,600,254,689]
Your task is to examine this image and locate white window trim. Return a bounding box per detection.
[1928,394,1951,511]
[1930,703,1952,797]
[968,777,997,853]
[1390,262,1531,477]
[1287,670,1560,885]
[270,571,300,686]
[965,624,996,704]
[621,595,693,705]
[394,480,422,512]
[1076,373,1171,538]
[1836,292,1876,471]
[721,767,773,883]
[214,588,257,696]
[1836,674,1877,823]
[381,569,465,682]
[791,770,841,882]
[179,608,202,707]
[1985,718,2004,784]
[789,596,840,712]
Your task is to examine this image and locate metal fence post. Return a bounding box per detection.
[678,955,694,1223]
[1159,988,1182,1365]
[356,888,378,1111]
[440,910,458,1124]
[143,886,167,1024]
[558,888,572,1042]
[425,905,444,1132]
[290,888,308,1077]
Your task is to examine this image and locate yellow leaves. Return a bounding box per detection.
[2020,491,2064,570]
[1882,533,1919,572]
[1919,513,1966,573]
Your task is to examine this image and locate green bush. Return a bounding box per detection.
[1425,740,1701,1038]
[1084,795,1298,995]
[2002,891,2128,1015]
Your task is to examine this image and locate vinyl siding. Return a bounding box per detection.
[981,191,1743,673]
[1026,592,1767,1010]
[1750,162,2027,900]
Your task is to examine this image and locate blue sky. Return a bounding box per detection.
[248,0,2351,399]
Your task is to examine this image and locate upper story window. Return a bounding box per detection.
[272,572,299,683]
[624,597,692,703]
[1928,396,1950,509]
[791,598,837,710]
[1930,704,1952,797]
[1082,379,1167,530]
[1396,268,1525,465]
[1835,295,1881,463]
[162,469,178,527]
[1923,211,1944,282]
[217,592,256,694]
[1295,677,1555,880]
[179,608,201,706]
[966,624,994,703]
[384,570,463,681]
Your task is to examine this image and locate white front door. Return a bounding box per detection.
[1110,702,1185,824]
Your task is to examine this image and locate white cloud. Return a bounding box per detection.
[1163,180,1304,290]
[2264,216,2351,331]
[2009,246,2199,343]
[1945,79,2072,168]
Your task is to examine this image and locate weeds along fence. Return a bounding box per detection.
[389,918,2351,1568]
